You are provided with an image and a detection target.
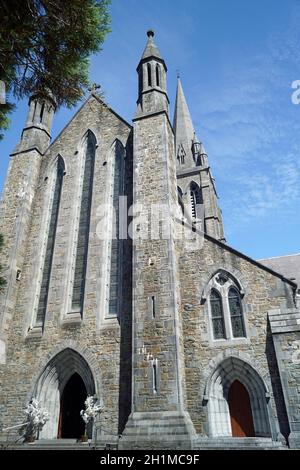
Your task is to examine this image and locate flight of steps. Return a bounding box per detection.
[1,435,288,450]
[119,411,197,450]
[192,437,288,450]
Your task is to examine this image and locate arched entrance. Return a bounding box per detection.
[228,380,255,437]
[34,348,97,439]
[58,373,86,438]
[206,356,271,438]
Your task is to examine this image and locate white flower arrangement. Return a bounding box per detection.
[24,398,49,438]
[80,396,103,425]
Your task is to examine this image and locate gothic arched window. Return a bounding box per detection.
[205,270,247,342]
[32,100,37,122]
[210,289,226,339]
[228,287,246,338]
[147,63,152,87]
[108,140,125,317]
[39,102,45,123]
[36,156,65,327]
[156,64,160,87]
[138,70,143,96]
[190,182,202,220]
[71,131,96,312]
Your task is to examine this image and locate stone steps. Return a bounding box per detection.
[1,439,94,450]
[192,437,287,450]
[1,436,288,451]
[119,412,196,449]
[122,412,195,436]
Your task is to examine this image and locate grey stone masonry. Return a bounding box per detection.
[0,30,299,450]
[135,31,169,120]
[0,93,55,362]
[0,92,133,442]
[269,309,300,448]
[120,32,196,449]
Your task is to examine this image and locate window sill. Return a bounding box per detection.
[26,326,43,339]
[210,337,250,347]
[98,315,119,329]
[61,311,82,327]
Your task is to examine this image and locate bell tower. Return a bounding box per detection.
[15,92,56,155]
[136,30,169,118]
[120,31,196,449]
[0,91,56,361]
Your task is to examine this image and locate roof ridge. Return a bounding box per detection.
[259,253,300,261]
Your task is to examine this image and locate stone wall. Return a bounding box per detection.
[269,309,300,448]
[0,95,133,440]
[131,111,186,413]
[176,230,296,440]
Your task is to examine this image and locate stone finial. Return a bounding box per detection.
[89,83,101,94]
[141,30,162,61]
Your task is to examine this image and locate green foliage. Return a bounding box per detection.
[0,0,111,136]
[0,234,7,292]
[0,101,15,141]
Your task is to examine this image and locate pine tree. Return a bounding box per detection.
[0,0,111,139]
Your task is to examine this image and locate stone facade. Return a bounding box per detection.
[0,31,299,450]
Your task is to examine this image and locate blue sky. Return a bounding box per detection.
[1,0,300,260]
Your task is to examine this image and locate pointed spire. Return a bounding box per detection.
[135,31,169,118]
[141,30,162,60]
[173,77,199,168]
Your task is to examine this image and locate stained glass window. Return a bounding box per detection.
[36,156,64,326]
[71,131,96,311]
[228,287,246,338]
[108,141,124,317]
[210,289,226,339]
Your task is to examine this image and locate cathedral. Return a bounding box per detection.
[0,31,300,450]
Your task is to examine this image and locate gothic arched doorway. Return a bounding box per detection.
[34,348,97,439]
[206,356,271,438]
[228,380,255,437]
[58,373,86,438]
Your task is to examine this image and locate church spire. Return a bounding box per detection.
[174,77,225,241]
[141,29,163,61]
[173,76,200,168]
[135,30,169,118]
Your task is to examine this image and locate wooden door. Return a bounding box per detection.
[228,380,255,437]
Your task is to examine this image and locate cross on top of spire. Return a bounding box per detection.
[89,83,101,94]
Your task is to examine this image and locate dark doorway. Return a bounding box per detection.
[228,380,255,437]
[58,373,87,438]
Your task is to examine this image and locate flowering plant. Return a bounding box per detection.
[80,396,103,425]
[24,398,49,440]
[80,396,102,440]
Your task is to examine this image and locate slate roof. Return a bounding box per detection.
[259,253,300,289]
